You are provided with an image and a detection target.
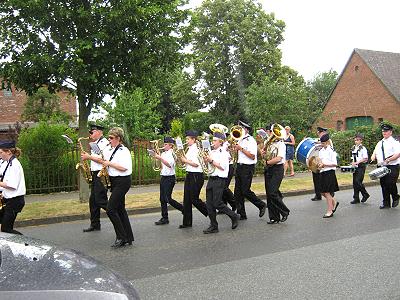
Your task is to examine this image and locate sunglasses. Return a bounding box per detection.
[89,130,94,134]
[108,136,116,140]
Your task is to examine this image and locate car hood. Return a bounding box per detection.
[0,233,139,299]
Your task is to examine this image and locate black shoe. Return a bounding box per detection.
[259,204,266,218]
[231,215,239,229]
[323,213,333,218]
[111,239,127,248]
[83,226,100,232]
[280,213,289,223]
[239,215,247,220]
[203,226,219,234]
[379,205,390,209]
[267,220,279,224]
[178,224,192,229]
[392,199,399,208]
[311,197,322,201]
[361,194,370,203]
[350,199,360,204]
[332,202,339,213]
[155,218,169,225]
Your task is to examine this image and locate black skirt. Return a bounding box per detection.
[319,170,339,193]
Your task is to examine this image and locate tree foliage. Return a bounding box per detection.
[246,75,315,133]
[190,0,285,123]
[21,87,72,123]
[0,0,189,135]
[307,69,338,108]
[100,88,162,141]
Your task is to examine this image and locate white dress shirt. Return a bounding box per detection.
[209,147,230,178]
[160,149,176,176]
[373,136,400,165]
[104,145,132,176]
[351,144,368,164]
[185,143,203,173]
[91,137,109,171]
[319,146,337,173]
[222,141,233,165]
[237,134,258,164]
[0,157,26,198]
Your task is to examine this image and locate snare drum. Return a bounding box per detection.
[295,138,320,171]
[368,166,391,180]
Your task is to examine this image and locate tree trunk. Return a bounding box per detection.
[77,95,91,203]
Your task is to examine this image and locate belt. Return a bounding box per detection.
[237,163,255,166]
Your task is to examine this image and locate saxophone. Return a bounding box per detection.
[98,145,111,189]
[76,137,93,184]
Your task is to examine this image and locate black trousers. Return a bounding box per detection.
[160,175,183,219]
[107,176,134,242]
[234,164,265,217]
[264,164,290,221]
[206,177,237,228]
[380,165,400,207]
[89,171,108,228]
[1,195,25,235]
[182,172,208,226]
[312,171,322,199]
[222,164,236,210]
[353,164,368,200]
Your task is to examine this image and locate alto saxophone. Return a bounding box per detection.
[97,143,111,189]
[76,137,93,184]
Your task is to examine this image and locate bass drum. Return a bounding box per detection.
[295,138,321,173]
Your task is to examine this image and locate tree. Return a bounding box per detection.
[22,87,72,123]
[246,74,316,133]
[307,69,338,108]
[0,0,189,200]
[190,0,285,123]
[100,88,162,141]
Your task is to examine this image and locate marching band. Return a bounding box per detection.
[1,121,399,248]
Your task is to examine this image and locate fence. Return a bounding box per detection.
[21,137,359,195]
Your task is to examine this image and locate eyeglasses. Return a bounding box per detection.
[89,130,94,134]
[108,136,115,140]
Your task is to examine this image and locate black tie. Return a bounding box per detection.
[381,141,385,161]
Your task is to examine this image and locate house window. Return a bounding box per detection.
[2,87,12,97]
[345,116,373,130]
[378,118,383,123]
[336,120,343,131]
[354,65,359,72]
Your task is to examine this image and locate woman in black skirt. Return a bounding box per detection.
[102,127,134,248]
[317,134,339,218]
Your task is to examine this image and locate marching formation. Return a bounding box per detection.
[0,122,399,249]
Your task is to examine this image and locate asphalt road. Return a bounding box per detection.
[22,185,400,299]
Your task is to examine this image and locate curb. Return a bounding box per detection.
[15,181,381,228]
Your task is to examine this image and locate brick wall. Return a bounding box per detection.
[315,52,400,130]
[0,84,77,124]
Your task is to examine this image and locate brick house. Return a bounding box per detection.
[314,49,400,130]
[0,82,77,139]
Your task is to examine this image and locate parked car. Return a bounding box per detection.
[0,232,139,299]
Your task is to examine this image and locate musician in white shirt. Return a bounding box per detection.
[221,139,236,211]
[102,127,134,248]
[203,132,239,234]
[0,141,26,235]
[317,134,339,218]
[178,130,208,228]
[350,133,369,204]
[371,124,400,209]
[234,120,267,220]
[81,124,109,232]
[153,137,183,225]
